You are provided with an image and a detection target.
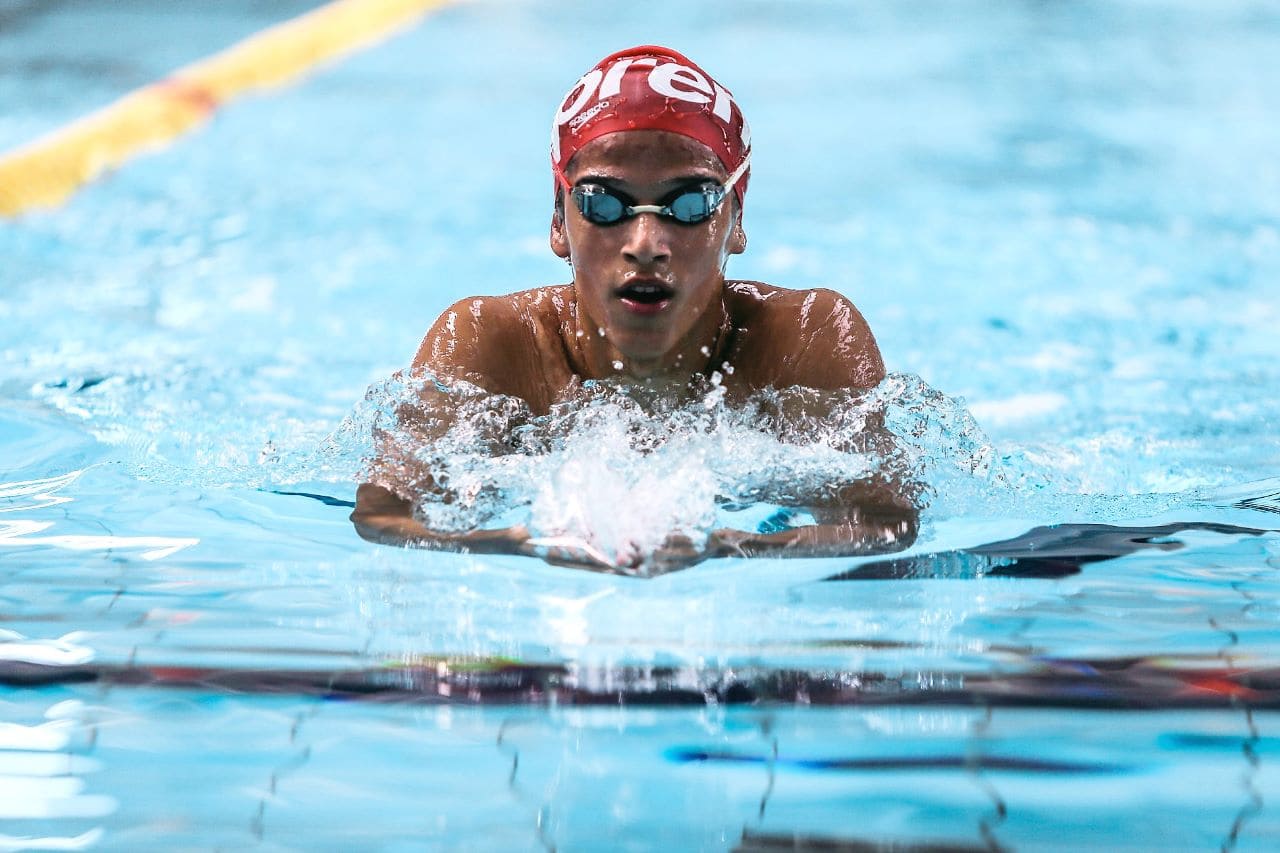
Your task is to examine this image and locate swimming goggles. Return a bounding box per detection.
[562,155,750,226]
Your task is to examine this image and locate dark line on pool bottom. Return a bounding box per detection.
[3,658,1279,709]
[666,748,1126,774]
[266,489,355,508]
[736,830,989,853]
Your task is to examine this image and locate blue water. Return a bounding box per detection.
[3,0,1280,849]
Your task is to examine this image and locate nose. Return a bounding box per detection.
[621,213,671,266]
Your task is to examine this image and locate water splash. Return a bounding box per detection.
[354,371,1040,561]
[27,357,1207,541]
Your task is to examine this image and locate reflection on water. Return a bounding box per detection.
[0,469,198,562]
[0,696,113,844]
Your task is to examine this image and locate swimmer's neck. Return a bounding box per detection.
[565,291,732,383]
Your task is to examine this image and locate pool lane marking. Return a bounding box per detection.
[0,0,457,218]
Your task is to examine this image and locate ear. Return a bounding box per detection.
[550,209,571,259]
[727,210,747,255]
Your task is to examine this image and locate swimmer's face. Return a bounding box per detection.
[551,130,746,369]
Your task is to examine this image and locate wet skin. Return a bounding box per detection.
[353,130,917,571]
[552,131,743,380]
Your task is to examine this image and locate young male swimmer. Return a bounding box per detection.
[352,45,918,570]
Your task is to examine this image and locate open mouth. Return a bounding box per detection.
[616,281,675,311]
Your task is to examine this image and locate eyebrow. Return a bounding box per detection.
[572,173,723,191]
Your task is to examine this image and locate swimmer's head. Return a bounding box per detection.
[551,46,752,207]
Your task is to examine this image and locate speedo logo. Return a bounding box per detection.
[568,99,610,131]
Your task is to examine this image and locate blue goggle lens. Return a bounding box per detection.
[571,184,726,226]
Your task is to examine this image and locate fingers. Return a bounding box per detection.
[643,548,707,574]
[708,527,751,558]
[640,533,713,574]
[522,535,616,570]
[515,532,721,573]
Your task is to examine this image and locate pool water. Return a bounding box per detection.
[3,0,1280,849]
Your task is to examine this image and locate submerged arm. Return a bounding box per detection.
[709,499,918,559]
[710,414,922,559]
[710,283,919,560]
[355,294,617,569]
[352,484,621,569]
[351,484,531,554]
[354,297,545,557]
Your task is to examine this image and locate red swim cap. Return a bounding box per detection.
[551,45,752,205]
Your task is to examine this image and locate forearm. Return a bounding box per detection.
[351,513,522,553]
[351,483,528,554]
[714,505,917,559]
[354,484,633,570]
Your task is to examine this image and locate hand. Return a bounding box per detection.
[640,532,715,575]
[518,533,619,571]
[518,531,714,575]
[707,527,753,558]
[705,511,918,559]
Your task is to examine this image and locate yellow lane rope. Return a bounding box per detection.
[0,0,455,217]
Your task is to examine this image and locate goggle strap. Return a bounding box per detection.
[724,153,751,194]
[553,159,572,192]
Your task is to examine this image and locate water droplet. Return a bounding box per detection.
[575,329,584,338]
[597,327,607,338]
[722,362,735,375]
[612,360,624,370]
[258,440,279,465]
[699,346,711,357]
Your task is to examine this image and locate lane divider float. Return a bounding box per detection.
[0,0,455,217]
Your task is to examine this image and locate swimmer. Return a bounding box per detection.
[353,45,918,570]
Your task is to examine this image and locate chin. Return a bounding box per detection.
[615,341,671,362]
[612,332,677,363]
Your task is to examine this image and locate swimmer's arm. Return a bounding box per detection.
[709,502,919,559]
[715,290,910,557]
[351,484,532,553]
[353,298,548,552]
[352,485,620,569]
[725,455,922,558]
[357,297,529,551]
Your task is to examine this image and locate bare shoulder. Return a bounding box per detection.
[412,285,572,398]
[725,280,885,390]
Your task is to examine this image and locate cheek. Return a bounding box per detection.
[686,219,736,269]
[566,220,613,263]
[566,229,614,304]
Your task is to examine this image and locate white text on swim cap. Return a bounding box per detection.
[552,58,746,163]
[569,99,611,131]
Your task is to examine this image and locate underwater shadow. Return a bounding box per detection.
[824,521,1270,582]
